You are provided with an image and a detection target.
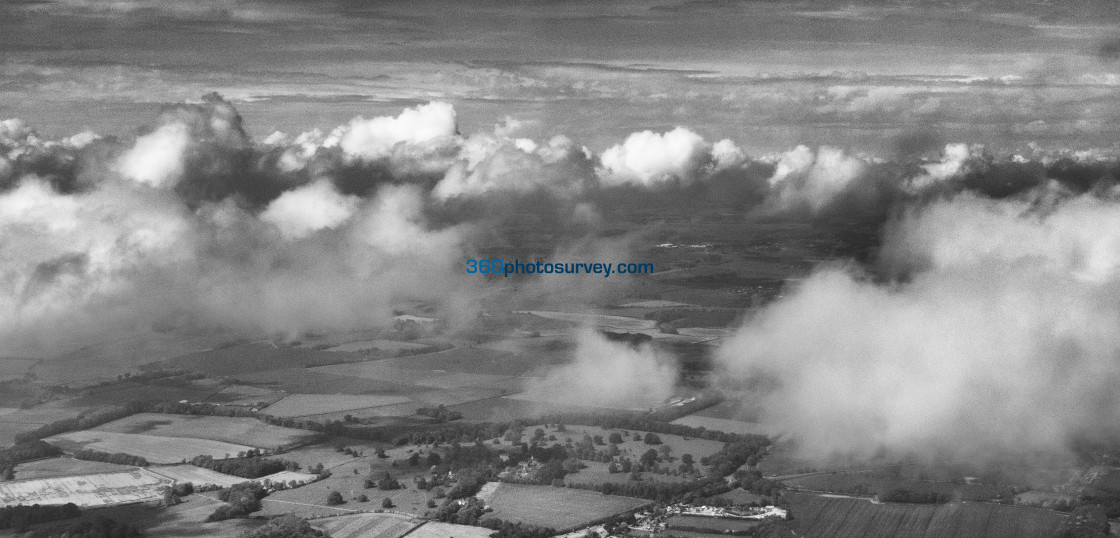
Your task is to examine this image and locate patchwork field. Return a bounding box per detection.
[92,413,319,450]
[312,361,519,390]
[0,469,171,508]
[144,342,371,376]
[232,368,412,395]
[46,430,256,464]
[313,513,421,538]
[480,482,649,531]
[263,394,413,418]
[782,472,1004,501]
[787,493,1066,538]
[14,457,137,480]
[379,346,549,376]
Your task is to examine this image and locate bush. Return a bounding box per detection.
[382,497,393,508]
[242,515,328,538]
[326,491,344,505]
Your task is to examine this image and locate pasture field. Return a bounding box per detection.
[407,521,495,538]
[787,493,1066,538]
[46,430,256,464]
[412,387,507,407]
[263,394,413,418]
[93,413,319,450]
[146,342,366,376]
[313,362,519,390]
[530,424,726,462]
[716,488,768,505]
[14,457,136,480]
[232,368,412,394]
[480,482,649,531]
[449,396,540,422]
[325,339,433,353]
[313,513,421,538]
[666,515,760,533]
[32,493,259,538]
[0,422,42,447]
[619,300,696,308]
[782,472,1004,501]
[379,346,548,376]
[671,415,781,437]
[516,311,657,331]
[0,469,171,508]
[33,331,238,386]
[258,470,318,486]
[146,464,247,488]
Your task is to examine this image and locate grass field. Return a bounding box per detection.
[93,413,319,450]
[312,362,519,390]
[313,513,421,538]
[30,493,260,538]
[787,493,1066,538]
[233,368,413,395]
[0,469,171,508]
[263,394,413,418]
[782,472,1004,501]
[145,342,367,376]
[564,460,693,487]
[480,482,649,531]
[516,311,657,331]
[379,346,555,376]
[46,430,257,464]
[326,340,433,353]
[14,457,137,480]
[407,521,495,538]
[146,464,248,488]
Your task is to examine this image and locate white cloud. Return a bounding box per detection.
[260,179,359,240]
[598,127,711,186]
[117,122,191,188]
[338,101,458,161]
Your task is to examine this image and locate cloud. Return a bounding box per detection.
[717,190,1120,460]
[598,127,712,186]
[117,122,191,187]
[336,101,459,162]
[522,327,679,411]
[259,179,359,240]
[764,145,868,214]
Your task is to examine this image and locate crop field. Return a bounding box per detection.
[262,394,413,418]
[407,521,495,538]
[449,396,540,422]
[0,469,171,508]
[258,470,318,486]
[787,493,1066,538]
[313,513,421,538]
[14,457,136,480]
[412,387,507,407]
[93,413,319,450]
[517,311,657,331]
[666,515,760,533]
[146,464,247,488]
[46,430,256,464]
[671,415,782,437]
[480,482,649,531]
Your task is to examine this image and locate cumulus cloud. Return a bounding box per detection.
[764,145,868,214]
[336,101,458,162]
[117,122,191,187]
[717,190,1120,460]
[260,179,359,239]
[598,127,712,186]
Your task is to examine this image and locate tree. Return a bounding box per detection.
[326,491,344,505]
[409,452,421,466]
[382,497,394,508]
[608,432,624,444]
[427,499,437,508]
[427,452,442,466]
[356,493,369,502]
[376,447,388,458]
[243,515,328,538]
[641,448,659,467]
[681,453,694,466]
[643,433,662,445]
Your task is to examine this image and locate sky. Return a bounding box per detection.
[2,0,1119,155]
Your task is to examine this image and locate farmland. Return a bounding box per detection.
[407,521,496,538]
[670,415,781,437]
[14,457,136,480]
[92,413,319,450]
[0,469,171,508]
[786,493,1066,538]
[480,482,650,531]
[666,514,760,533]
[45,430,256,464]
[516,311,657,332]
[312,513,421,538]
[146,464,249,488]
[263,394,413,418]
